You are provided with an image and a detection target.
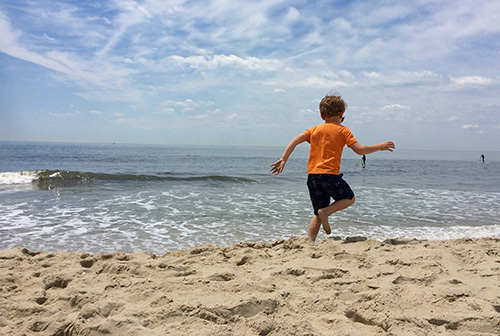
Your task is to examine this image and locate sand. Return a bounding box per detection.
[1,237,499,336]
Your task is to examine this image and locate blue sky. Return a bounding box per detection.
[1,0,499,150]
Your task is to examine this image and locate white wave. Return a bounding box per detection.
[0,171,40,185]
[362,224,500,242]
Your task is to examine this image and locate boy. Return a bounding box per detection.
[270,93,395,241]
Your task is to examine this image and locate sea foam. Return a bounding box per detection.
[0,171,39,185]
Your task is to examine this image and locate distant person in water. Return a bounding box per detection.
[362,155,366,166]
[481,154,485,163]
[270,93,395,241]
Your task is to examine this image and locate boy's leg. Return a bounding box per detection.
[318,197,356,234]
[308,215,322,242]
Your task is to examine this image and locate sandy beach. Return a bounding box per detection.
[1,237,499,335]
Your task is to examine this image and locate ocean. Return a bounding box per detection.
[1,141,499,254]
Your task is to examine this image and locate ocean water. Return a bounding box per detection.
[1,141,499,254]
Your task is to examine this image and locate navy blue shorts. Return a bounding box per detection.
[307,174,355,215]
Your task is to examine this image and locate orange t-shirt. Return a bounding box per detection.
[304,122,357,175]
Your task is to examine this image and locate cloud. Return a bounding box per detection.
[3,1,498,104]
[167,54,284,71]
[327,1,500,71]
[158,99,217,115]
[0,8,143,102]
[0,11,72,74]
[462,124,479,129]
[301,76,350,89]
[33,33,56,42]
[382,104,411,110]
[264,70,356,90]
[359,71,498,91]
[285,7,300,21]
[96,0,154,58]
[450,76,495,88]
[48,111,81,118]
[363,71,442,87]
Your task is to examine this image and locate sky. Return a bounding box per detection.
[1,0,499,150]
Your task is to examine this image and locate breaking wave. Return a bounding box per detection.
[0,170,256,189]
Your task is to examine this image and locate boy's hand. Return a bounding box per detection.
[270,159,286,175]
[382,141,396,152]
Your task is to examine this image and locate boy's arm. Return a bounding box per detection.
[349,141,395,155]
[270,133,308,175]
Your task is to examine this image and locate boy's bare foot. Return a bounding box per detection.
[317,209,331,234]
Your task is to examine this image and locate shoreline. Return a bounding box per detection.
[1,237,499,335]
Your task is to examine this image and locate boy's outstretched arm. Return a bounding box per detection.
[350,141,395,155]
[270,133,308,175]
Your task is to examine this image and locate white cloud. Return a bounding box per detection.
[301,76,350,88]
[0,11,72,74]
[462,124,479,129]
[285,7,300,21]
[155,107,175,115]
[96,0,154,58]
[48,111,81,118]
[0,9,143,102]
[382,104,411,110]
[158,99,217,116]
[225,113,238,121]
[450,76,495,88]
[363,72,381,79]
[264,70,356,90]
[298,108,315,116]
[167,54,283,71]
[363,71,442,86]
[33,33,56,42]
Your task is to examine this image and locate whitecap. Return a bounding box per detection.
[0,171,39,185]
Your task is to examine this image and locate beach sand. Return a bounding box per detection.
[1,237,499,335]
